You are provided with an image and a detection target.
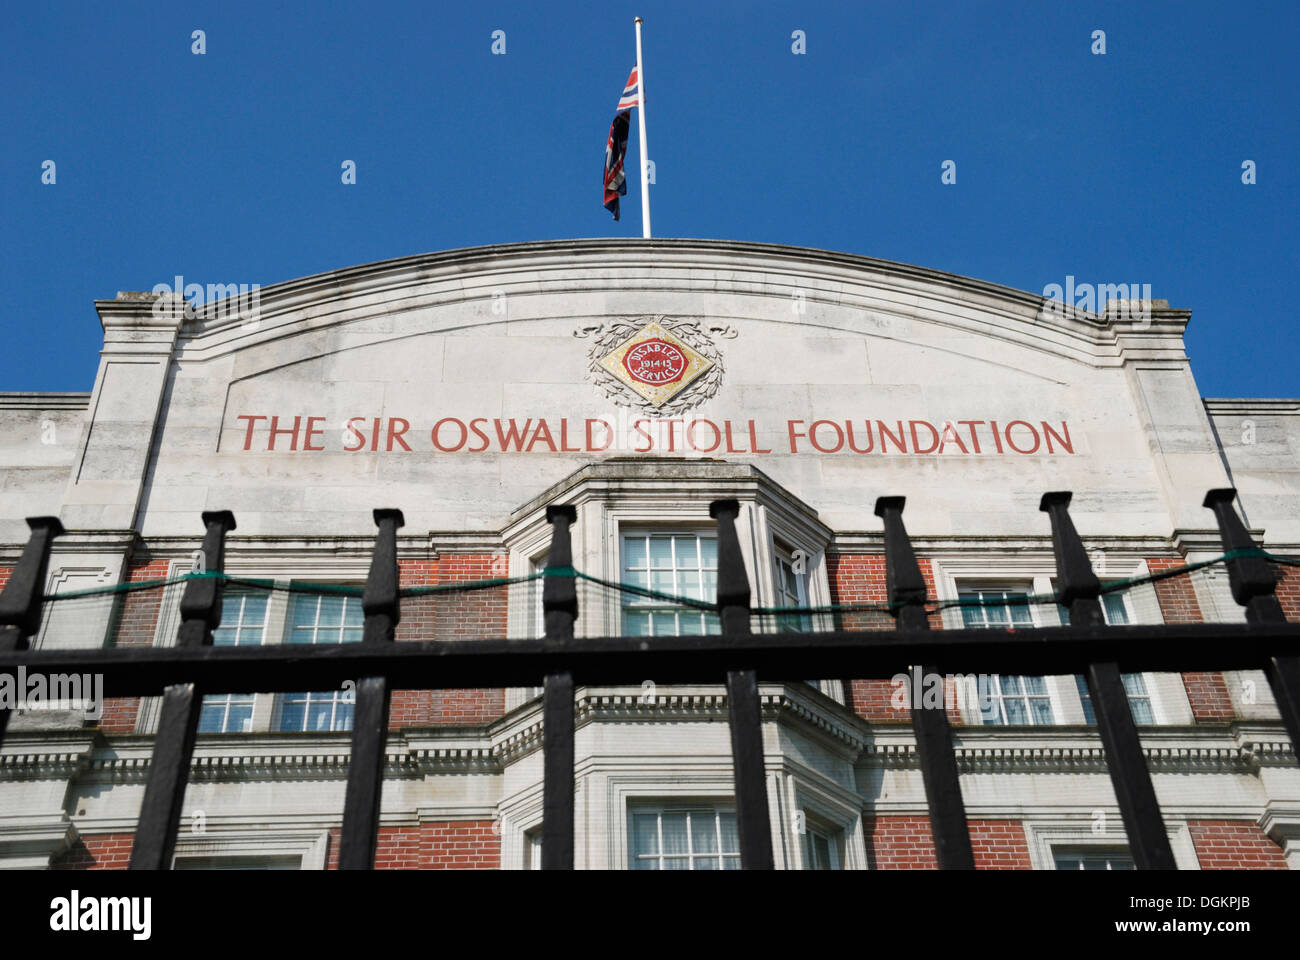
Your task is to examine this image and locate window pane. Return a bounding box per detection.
[624,537,646,568]
[673,536,698,568]
[701,570,718,600]
[219,699,253,733]
[1121,673,1149,698]
[649,538,674,569]
[691,814,718,854]
[678,570,701,600]
[1000,675,1024,695]
[661,813,689,855]
[699,539,717,569]
[198,702,226,733]
[317,595,344,627]
[290,596,317,632]
[1129,698,1155,725]
[812,833,832,870]
[1029,698,1054,724]
[651,570,676,595]
[1003,698,1028,724]
[279,698,305,731]
[1023,676,1048,695]
[631,814,659,856]
[1103,594,1129,624]
[718,813,738,852]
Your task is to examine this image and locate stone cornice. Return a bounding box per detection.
[0,393,91,410]
[1204,398,1300,416]
[4,708,1290,783]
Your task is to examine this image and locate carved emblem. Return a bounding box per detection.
[577,316,734,414]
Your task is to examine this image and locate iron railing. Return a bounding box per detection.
[0,488,1296,870]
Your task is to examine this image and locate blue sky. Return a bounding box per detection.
[2,0,1296,397]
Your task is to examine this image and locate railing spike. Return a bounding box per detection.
[1203,489,1285,623]
[1203,489,1300,767]
[874,496,973,869]
[341,508,404,869]
[1039,492,1103,626]
[1040,491,1175,869]
[130,510,235,870]
[542,503,577,870]
[710,499,773,870]
[0,517,65,746]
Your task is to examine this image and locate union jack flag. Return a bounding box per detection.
[616,67,640,111]
[602,110,630,220]
[603,67,640,220]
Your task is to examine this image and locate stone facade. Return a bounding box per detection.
[1,239,1297,870]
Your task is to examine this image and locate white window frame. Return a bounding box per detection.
[802,820,843,870]
[169,829,330,870]
[274,587,365,733]
[142,557,373,734]
[928,556,1193,726]
[199,586,272,734]
[1023,817,1200,870]
[626,802,741,870]
[1051,847,1135,870]
[619,528,721,638]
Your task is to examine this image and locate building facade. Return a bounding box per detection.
[1,238,1297,870]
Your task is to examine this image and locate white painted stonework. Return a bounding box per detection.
[0,239,1296,869]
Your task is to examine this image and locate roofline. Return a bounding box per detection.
[94,237,1189,326]
[0,392,92,410]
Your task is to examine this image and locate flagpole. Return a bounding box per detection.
[634,17,651,239]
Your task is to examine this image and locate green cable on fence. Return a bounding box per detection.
[39,548,1298,621]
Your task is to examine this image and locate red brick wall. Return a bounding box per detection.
[1146,557,1234,722]
[325,822,500,869]
[99,559,173,734]
[865,816,1032,869]
[0,567,11,591]
[1276,565,1300,622]
[51,832,135,870]
[1188,820,1289,869]
[390,556,508,728]
[829,554,959,724]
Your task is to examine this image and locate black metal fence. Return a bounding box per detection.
[0,489,1296,870]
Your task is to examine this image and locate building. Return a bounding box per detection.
[1,238,1297,870]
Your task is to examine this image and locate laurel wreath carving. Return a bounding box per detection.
[575,315,733,415]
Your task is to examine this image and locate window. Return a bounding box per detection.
[524,829,542,870]
[1053,849,1134,871]
[960,588,1054,725]
[628,806,739,869]
[804,824,842,870]
[621,533,720,637]
[199,589,269,733]
[1076,673,1154,725]
[278,591,363,732]
[1059,592,1155,725]
[773,546,812,633]
[173,855,302,870]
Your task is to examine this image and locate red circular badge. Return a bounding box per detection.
[622,339,688,385]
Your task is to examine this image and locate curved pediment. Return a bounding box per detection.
[148,239,1187,373]
[76,239,1220,539]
